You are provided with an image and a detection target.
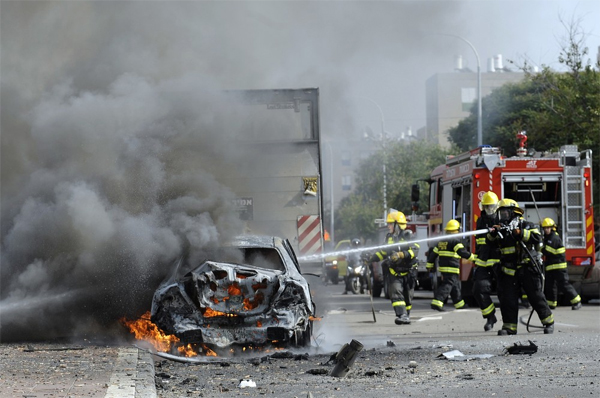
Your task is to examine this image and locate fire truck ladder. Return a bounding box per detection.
[561,147,586,248]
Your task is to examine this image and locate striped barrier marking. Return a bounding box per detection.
[297,215,322,256]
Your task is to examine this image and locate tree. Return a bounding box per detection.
[448,20,599,211]
[334,140,452,241]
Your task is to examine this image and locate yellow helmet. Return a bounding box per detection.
[479,191,499,215]
[445,219,461,232]
[541,218,556,228]
[481,191,499,205]
[387,211,407,230]
[497,198,524,215]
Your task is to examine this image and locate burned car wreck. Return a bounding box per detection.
[151,236,315,350]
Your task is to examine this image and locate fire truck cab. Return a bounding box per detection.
[425,144,595,303]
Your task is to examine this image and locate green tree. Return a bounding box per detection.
[335,140,452,241]
[448,22,599,211]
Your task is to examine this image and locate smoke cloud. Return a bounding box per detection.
[1,1,464,341]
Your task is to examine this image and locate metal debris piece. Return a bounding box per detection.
[24,345,84,352]
[408,361,418,368]
[386,340,396,347]
[329,339,364,378]
[504,340,538,355]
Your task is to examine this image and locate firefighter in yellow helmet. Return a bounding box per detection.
[426,219,475,311]
[473,191,500,331]
[488,198,554,335]
[541,218,582,310]
[370,210,420,325]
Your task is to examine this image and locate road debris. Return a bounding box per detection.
[438,350,494,361]
[329,339,364,377]
[237,379,256,388]
[503,340,538,355]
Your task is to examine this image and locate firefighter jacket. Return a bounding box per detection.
[426,236,475,274]
[370,233,419,277]
[475,212,498,267]
[487,217,542,276]
[542,230,567,271]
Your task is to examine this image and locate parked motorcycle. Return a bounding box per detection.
[345,251,371,294]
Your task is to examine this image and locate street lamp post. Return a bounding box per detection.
[324,141,335,243]
[441,34,482,147]
[359,96,388,220]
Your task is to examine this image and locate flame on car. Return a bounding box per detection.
[120,311,216,357]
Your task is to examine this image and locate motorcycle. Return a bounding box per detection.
[345,252,371,294]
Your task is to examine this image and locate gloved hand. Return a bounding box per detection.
[489,225,500,237]
[512,228,522,240]
[390,251,405,262]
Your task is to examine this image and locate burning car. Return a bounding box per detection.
[151,235,315,351]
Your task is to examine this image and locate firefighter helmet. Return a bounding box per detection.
[387,211,407,229]
[497,198,524,215]
[445,219,461,232]
[481,191,499,205]
[479,191,499,216]
[541,218,556,228]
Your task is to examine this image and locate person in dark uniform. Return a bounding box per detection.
[488,199,554,335]
[370,211,419,325]
[541,217,582,310]
[473,191,500,331]
[427,220,474,312]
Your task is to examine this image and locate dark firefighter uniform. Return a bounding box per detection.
[541,218,582,310]
[488,199,554,335]
[473,191,501,331]
[370,211,419,325]
[427,220,474,311]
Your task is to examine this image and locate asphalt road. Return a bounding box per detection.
[2,273,598,398]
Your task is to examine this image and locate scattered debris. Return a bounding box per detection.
[503,340,538,355]
[438,350,494,361]
[330,339,364,378]
[306,368,329,375]
[364,370,384,377]
[386,341,396,347]
[237,379,256,388]
[408,361,418,368]
[23,345,84,352]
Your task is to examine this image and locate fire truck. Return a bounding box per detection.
[421,142,595,302]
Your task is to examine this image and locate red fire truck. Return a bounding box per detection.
[422,143,595,302]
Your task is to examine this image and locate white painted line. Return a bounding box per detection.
[417,316,443,321]
[104,347,138,398]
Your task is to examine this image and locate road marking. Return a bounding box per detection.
[104,347,137,398]
[417,316,443,321]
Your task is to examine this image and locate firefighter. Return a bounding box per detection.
[473,191,500,331]
[370,211,419,325]
[488,199,554,335]
[427,219,474,312]
[541,218,582,310]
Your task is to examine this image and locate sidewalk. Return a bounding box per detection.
[0,343,156,398]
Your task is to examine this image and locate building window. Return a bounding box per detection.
[342,175,352,191]
[461,87,476,112]
[341,151,351,166]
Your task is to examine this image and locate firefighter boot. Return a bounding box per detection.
[484,313,497,332]
[543,323,554,334]
[498,329,517,336]
[572,302,582,310]
[394,307,410,325]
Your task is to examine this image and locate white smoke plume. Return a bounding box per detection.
[1,1,464,341]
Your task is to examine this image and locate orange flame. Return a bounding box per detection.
[120,311,180,352]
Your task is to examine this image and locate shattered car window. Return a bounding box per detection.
[201,247,286,272]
